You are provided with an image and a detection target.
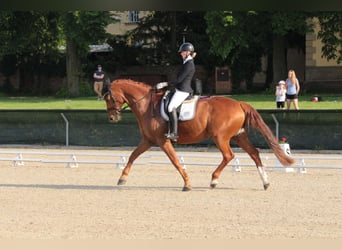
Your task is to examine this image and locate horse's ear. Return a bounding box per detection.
[102,79,112,95]
[105,77,111,85]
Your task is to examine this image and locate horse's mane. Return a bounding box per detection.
[110,78,164,106]
[112,79,152,91]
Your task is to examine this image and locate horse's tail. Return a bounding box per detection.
[240,102,295,166]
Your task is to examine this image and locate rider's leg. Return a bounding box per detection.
[166,108,178,142]
[165,89,188,142]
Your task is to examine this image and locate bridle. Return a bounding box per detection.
[103,88,153,115]
[103,90,123,114]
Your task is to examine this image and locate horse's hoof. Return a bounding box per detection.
[263,183,270,190]
[117,179,127,185]
[182,186,192,192]
[210,179,218,189]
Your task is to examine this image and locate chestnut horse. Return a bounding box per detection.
[104,79,294,191]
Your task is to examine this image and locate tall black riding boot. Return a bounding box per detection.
[164,108,179,142]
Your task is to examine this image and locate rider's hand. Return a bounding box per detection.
[156,82,168,90]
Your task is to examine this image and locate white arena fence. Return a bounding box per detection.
[0,148,341,174]
[1,110,342,150]
[0,150,147,169]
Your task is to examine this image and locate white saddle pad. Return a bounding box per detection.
[160,95,199,121]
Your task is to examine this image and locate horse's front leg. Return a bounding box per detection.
[160,141,192,191]
[117,139,151,186]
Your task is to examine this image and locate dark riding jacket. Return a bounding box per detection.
[170,58,195,94]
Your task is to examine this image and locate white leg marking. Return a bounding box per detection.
[257,166,269,185]
[211,179,219,186]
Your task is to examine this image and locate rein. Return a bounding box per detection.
[104,88,154,113]
[130,89,156,118]
[132,90,152,105]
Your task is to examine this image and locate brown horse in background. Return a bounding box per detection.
[104,79,294,191]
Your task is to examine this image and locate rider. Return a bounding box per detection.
[164,42,196,142]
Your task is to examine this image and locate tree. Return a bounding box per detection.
[128,11,215,66]
[127,11,189,65]
[0,11,61,92]
[205,11,312,89]
[60,11,116,96]
[205,11,271,89]
[0,11,116,96]
[316,12,342,64]
[270,12,312,85]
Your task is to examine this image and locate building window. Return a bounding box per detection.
[127,11,140,23]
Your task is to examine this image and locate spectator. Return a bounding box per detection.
[285,69,300,110]
[93,64,105,100]
[275,80,286,109]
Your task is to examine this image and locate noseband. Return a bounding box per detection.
[103,91,122,113]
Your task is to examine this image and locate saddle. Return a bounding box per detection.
[160,91,199,121]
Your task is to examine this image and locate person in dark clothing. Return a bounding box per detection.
[164,42,196,142]
[93,64,105,100]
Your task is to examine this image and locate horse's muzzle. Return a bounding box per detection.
[108,113,122,123]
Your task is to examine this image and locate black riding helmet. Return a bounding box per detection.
[178,42,194,53]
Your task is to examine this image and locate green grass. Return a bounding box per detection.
[229,93,342,110]
[0,96,107,110]
[0,93,341,110]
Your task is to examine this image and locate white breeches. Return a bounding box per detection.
[168,89,189,112]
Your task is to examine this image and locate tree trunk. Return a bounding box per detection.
[169,11,179,63]
[265,53,273,89]
[66,36,81,96]
[272,35,287,83]
[170,12,177,49]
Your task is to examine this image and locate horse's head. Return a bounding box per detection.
[103,79,153,123]
[103,88,124,123]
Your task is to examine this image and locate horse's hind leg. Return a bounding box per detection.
[117,139,152,185]
[232,132,270,190]
[211,137,235,189]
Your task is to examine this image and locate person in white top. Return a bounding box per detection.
[275,80,286,109]
[285,69,300,110]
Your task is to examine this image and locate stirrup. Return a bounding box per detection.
[165,133,178,142]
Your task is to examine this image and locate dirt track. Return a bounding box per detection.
[0,147,341,239]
